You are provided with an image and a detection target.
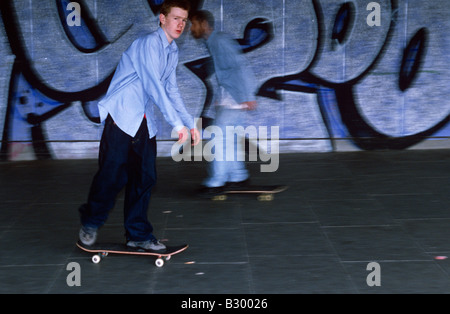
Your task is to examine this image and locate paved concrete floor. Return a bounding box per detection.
[0,150,449,294]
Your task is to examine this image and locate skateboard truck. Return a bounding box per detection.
[90,251,171,267]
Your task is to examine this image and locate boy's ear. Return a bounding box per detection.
[159,13,165,25]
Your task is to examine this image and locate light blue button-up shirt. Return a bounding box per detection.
[206,31,256,105]
[98,27,194,138]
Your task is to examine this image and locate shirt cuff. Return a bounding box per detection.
[174,125,185,132]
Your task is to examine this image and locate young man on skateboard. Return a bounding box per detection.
[190,10,258,198]
[78,0,200,251]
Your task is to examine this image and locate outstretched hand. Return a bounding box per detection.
[242,101,257,111]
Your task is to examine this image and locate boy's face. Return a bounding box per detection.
[160,7,189,43]
[190,19,206,39]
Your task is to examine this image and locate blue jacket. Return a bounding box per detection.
[206,31,256,105]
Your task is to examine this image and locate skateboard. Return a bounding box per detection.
[212,185,288,201]
[76,241,188,267]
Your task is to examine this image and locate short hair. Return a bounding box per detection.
[190,10,215,29]
[160,0,191,16]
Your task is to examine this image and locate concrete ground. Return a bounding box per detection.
[0,150,449,294]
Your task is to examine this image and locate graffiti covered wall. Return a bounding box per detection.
[0,0,449,160]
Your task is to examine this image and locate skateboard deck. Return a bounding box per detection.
[213,185,288,201]
[76,241,188,267]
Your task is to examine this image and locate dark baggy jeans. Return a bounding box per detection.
[79,115,157,242]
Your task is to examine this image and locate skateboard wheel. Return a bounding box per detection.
[155,258,164,267]
[212,195,227,201]
[165,255,171,261]
[92,254,102,264]
[257,194,274,201]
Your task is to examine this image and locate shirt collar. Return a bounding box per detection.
[157,27,178,53]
